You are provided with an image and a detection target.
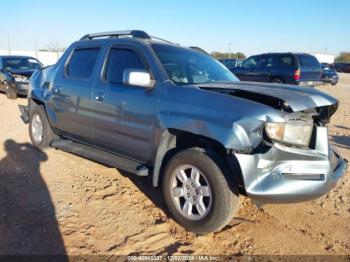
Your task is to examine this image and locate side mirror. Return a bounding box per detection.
[123,69,155,89]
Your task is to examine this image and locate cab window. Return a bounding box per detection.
[104,48,145,84]
[66,47,100,79]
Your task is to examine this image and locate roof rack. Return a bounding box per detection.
[80,30,151,40]
[80,30,178,45]
[150,36,176,45]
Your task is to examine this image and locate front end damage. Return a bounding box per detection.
[235,126,347,203]
[233,103,348,204]
[199,82,348,204]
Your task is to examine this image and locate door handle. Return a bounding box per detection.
[95,95,104,102]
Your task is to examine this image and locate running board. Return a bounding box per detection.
[50,139,149,176]
[19,105,29,124]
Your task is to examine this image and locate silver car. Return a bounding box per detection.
[22,30,348,234]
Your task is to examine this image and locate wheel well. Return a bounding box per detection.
[28,98,58,133]
[154,129,244,191]
[270,77,285,83]
[169,129,227,157]
[30,98,43,106]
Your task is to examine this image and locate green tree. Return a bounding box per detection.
[335,52,350,62]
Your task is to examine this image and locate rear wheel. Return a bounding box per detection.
[163,147,239,234]
[4,82,17,100]
[29,105,57,149]
[271,78,283,84]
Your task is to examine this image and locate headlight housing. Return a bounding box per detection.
[13,74,29,83]
[265,122,313,147]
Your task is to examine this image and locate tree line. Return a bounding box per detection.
[335,52,350,63]
[211,52,246,60]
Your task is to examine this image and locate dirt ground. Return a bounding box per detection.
[0,74,349,258]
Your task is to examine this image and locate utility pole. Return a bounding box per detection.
[34,37,39,59]
[228,42,232,59]
[7,32,11,55]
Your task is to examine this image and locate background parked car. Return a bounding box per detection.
[343,64,350,73]
[0,55,43,99]
[218,58,243,70]
[231,53,322,86]
[334,62,350,73]
[321,63,338,85]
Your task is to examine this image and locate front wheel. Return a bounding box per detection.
[163,148,239,234]
[29,105,57,149]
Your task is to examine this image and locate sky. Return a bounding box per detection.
[0,0,349,56]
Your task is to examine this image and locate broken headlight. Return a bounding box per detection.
[13,74,29,83]
[265,122,313,147]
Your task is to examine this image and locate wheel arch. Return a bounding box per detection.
[269,76,285,83]
[28,98,58,134]
[152,129,244,190]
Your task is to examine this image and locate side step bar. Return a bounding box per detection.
[51,139,149,177]
[19,105,29,124]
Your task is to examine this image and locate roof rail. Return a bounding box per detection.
[80,30,151,40]
[150,36,177,45]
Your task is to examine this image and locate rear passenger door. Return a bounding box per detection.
[257,55,274,82]
[91,45,159,163]
[49,46,101,144]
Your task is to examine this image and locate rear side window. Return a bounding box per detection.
[297,55,320,68]
[260,56,274,68]
[276,55,294,68]
[105,48,145,84]
[66,47,100,79]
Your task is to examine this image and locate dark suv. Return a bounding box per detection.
[0,55,43,99]
[20,31,347,234]
[218,58,243,70]
[334,62,350,73]
[231,53,322,86]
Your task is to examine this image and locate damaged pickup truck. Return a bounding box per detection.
[20,30,347,234]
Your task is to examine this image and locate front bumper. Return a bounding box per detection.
[235,126,347,203]
[322,76,338,84]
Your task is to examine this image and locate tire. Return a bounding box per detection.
[29,105,57,149]
[4,82,17,100]
[271,78,283,84]
[162,147,239,234]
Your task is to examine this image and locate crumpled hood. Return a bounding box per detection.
[198,81,338,112]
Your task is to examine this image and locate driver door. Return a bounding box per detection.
[91,46,159,163]
[235,56,260,82]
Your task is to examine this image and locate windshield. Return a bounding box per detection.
[2,57,42,71]
[152,44,238,85]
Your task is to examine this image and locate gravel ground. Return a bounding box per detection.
[0,74,349,257]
